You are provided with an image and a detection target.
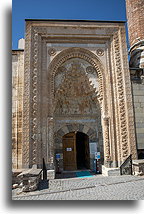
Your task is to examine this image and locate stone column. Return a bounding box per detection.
[102,115,112,167]
[47,117,55,169]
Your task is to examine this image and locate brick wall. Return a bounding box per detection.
[126,0,144,47]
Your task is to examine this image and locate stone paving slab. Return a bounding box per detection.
[12,175,144,200]
[49,175,144,191]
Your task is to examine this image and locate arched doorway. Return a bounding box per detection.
[63,131,90,171]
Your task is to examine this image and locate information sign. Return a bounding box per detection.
[66,148,72,151]
[56,153,61,159]
[95,152,100,159]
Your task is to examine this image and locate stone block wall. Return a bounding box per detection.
[12,50,24,169]
[132,81,144,157]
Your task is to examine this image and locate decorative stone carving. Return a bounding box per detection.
[48,47,105,108]
[31,28,39,165]
[54,60,99,116]
[22,22,31,167]
[96,49,104,56]
[102,116,111,163]
[54,66,66,90]
[86,66,97,74]
[48,48,56,56]
[119,27,138,160]
[86,66,99,91]
[113,32,130,160]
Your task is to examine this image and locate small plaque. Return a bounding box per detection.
[66,148,72,151]
[90,142,97,154]
[56,154,61,159]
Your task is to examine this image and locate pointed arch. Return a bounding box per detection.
[47,47,106,115]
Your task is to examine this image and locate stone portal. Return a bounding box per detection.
[19,20,137,174]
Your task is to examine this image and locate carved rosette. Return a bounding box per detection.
[48,48,56,56]
[113,32,129,160]
[96,49,104,56]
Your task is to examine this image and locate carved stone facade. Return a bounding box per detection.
[12,20,138,173]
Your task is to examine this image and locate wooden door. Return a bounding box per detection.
[63,132,77,171]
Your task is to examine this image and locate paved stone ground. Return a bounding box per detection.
[12,175,144,200]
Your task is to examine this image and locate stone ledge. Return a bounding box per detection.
[133,159,144,164]
[102,165,120,176]
[18,168,42,177]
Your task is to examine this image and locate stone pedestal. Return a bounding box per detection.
[47,170,55,179]
[102,165,120,176]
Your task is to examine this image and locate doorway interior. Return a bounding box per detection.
[76,132,90,170]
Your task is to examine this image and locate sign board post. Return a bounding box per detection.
[55,154,61,174]
[95,152,100,174]
[95,152,100,160]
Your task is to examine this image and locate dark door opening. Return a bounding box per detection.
[76,132,90,170]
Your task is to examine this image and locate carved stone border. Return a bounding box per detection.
[112,29,137,162]
[119,27,137,160]
[22,22,32,168]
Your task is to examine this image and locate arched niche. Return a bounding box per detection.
[47,47,107,115]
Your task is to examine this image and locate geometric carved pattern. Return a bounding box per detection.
[113,32,129,159]
[120,28,138,160]
[22,22,31,167]
[31,28,39,165]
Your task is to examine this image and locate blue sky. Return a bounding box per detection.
[12,0,127,49]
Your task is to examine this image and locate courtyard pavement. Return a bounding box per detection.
[12,175,144,200]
